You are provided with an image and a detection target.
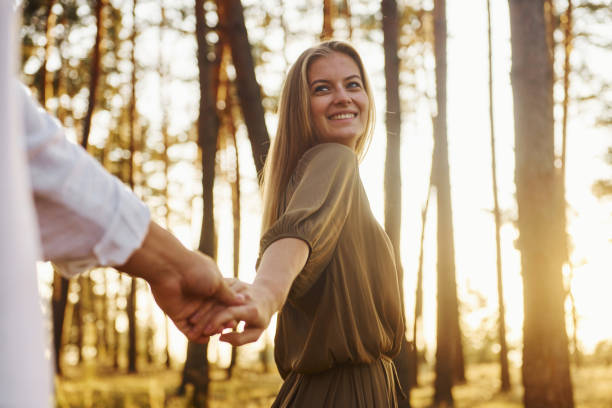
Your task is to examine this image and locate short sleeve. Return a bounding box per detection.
[259,143,358,297]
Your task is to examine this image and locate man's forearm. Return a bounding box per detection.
[118,221,191,286]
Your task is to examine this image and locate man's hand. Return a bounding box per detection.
[187,279,278,346]
[185,238,309,346]
[118,222,243,342]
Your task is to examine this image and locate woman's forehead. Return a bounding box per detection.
[307,52,361,82]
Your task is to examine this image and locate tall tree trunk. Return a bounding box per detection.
[412,175,433,387]
[219,0,270,176]
[98,270,110,362]
[180,2,219,405]
[382,0,402,287]
[507,1,574,407]
[432,0,464,404]
[113,275,122,370]
[159,1,173,369]
[560,0,580,368]
[226,83,241,379]
[127,0,138,374]
[544,0,556,68]
[487,0,511,392]
[81,0,103,149]
[341,0,353,39]
[51,271,69,374]
[41,0,56,107]
[321,0,335,40]
[381,0,411,405]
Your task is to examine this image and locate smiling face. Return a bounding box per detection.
[307,52,370,149]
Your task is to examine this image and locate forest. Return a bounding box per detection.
[17,0,612,407]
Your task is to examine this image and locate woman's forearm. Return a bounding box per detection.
[253,237,309,313]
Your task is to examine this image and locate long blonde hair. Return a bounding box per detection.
[261,40,376,232]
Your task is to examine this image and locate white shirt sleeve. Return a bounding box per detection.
[19,83,151,276]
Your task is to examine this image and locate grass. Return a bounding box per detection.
[55,363,612,407]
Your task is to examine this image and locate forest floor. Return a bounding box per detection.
[55,363,612,407]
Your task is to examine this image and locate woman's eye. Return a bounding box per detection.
[314,85,329,93]
[347,81,362,89]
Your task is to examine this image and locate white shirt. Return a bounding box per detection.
[22,82,151,276]
[1,2,150,406]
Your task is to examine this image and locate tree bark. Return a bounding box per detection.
[219,0,270,177]
[433,0,464,404]
[159,2,173,369]
[51,270,69,374]
[507,0,574,406]
[226,83,241,379]
[321,0,335,40]
[341,0,353,39]
[381,0,412,405]
[487,0,511,392]
[412,173,433,387]
[41,0,56,107]
[560,0,580,368]
[81,0,103,149]
[127,0,138,374]
[179,1,220,404]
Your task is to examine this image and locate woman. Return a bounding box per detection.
[193,40,405,406]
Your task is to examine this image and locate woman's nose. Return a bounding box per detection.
[333,88,352,104]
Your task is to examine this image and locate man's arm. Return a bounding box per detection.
[119,222,243,340]
[19,83,242,341]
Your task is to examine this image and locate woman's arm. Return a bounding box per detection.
[189,237,308,345]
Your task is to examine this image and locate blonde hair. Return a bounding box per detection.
[261,40,376,232]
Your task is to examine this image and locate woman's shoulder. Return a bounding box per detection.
[288,143,359,192]
[298,142,358,170]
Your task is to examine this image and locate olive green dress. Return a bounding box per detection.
[259,143,405,407]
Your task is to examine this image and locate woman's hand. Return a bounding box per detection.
[119,222,244,343]
[187,237,309,345]
[187,279,280,346]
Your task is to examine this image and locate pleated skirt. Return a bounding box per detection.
[271,356,405,408]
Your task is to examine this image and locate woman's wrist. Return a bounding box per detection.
[252,276,288,316]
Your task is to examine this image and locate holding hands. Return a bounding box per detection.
[118,222,246,343]
[187,237,310,346]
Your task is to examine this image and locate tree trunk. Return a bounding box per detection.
[113,275,122,370]
[127,278,137,372]
[381,0,411,405]
[81,0,103,149]
[560,0,581,368]
[341,0,353,39]
[227,84,241,379]
[51,270,70,374]
[412,175,433,387]
[98,270,110,362]
[159,2,173,369]
[219,0,270,176]
[41,0,56,107]
[382,0,402,286]
[487,0,511,392]
[127,0,138,374]
[321,0,335,40]
[507,0,574,407]
[433,0,464,404]
[180,1,220,404]
[544,0,556,68]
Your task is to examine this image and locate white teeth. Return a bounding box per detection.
[330,113,356,120]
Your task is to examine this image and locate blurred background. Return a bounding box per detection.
[19,0,612,406]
